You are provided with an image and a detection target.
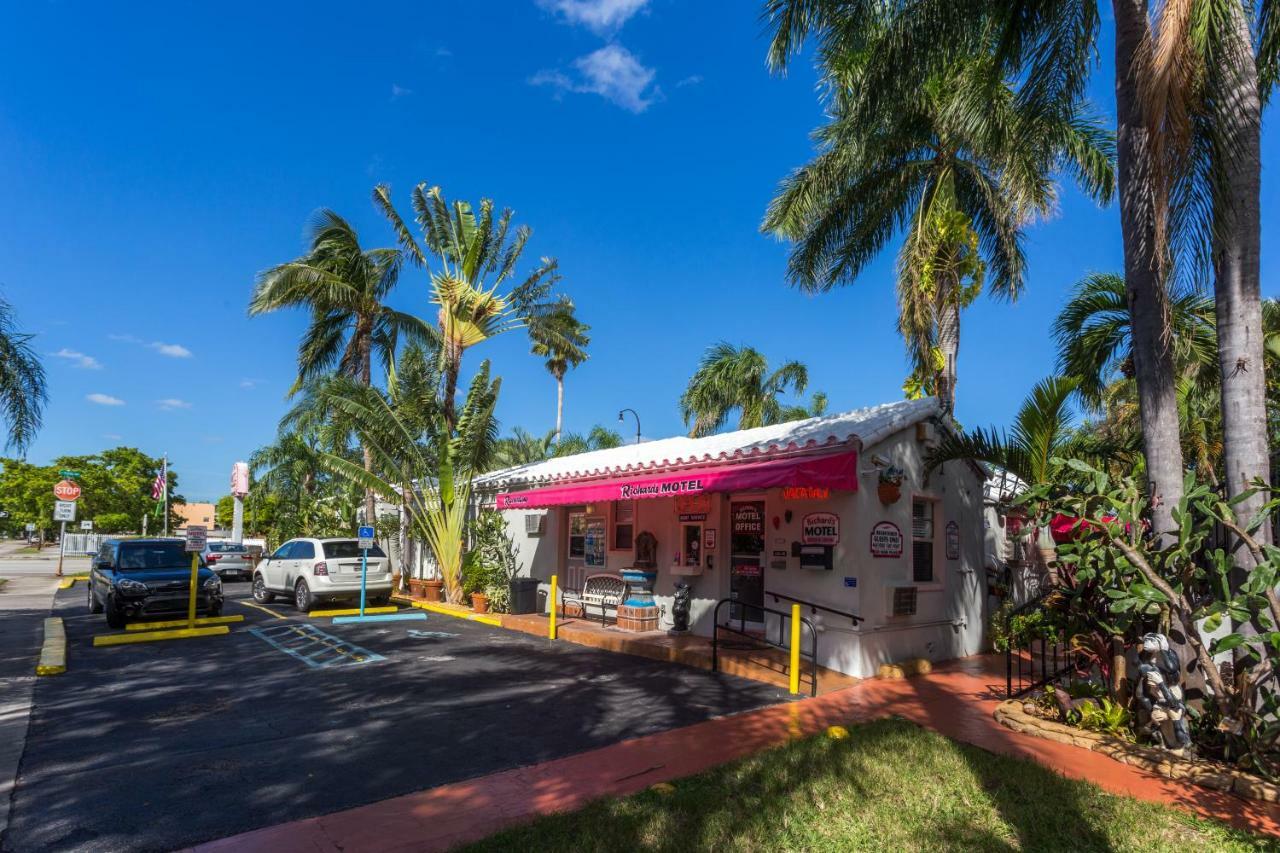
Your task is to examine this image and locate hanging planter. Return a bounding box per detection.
[877,465,906,505]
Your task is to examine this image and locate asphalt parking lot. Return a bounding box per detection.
[3,582,788,852]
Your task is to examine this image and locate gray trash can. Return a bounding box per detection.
[509,577,540,615]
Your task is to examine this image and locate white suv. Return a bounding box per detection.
[252,537,392,612]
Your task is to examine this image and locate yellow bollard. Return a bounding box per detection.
[789,603,801,695]
[187,552,199,629]
[549,574,558,640]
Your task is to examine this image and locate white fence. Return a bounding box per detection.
[60,533,104,555]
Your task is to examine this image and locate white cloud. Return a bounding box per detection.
[103,433,123,440]
[157,398,192,411]
[538,0,648,33]
[52,348,102,369]
[391,83,413,99]
[434,46,453,57]
[108,333,142,344]
[532,44,661,113]
[239,378,263,389]
[676,74,703,88]
[87,393,125,406]
[150,342,193,358]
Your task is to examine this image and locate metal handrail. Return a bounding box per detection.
[765,591,863,625]
[711,598,820,697]
[1004,584,1079,698]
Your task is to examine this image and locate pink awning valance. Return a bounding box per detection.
[495,451,858,510]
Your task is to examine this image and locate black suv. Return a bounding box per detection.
[89,538,224,629]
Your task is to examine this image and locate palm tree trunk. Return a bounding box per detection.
[555,374,564,441]
[357,316,377,526]
[1114,0,1184,544]
[442,344,461,435]
[936,276,960,413]
[1213,4,1270,566]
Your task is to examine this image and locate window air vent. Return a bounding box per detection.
[890,586,918,617]
[524,513,546,536]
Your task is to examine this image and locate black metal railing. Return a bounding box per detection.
[711,598,820,696]
[765,591,863,626]
[1004,592,1079,698]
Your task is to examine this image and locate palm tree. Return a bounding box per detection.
[762,29,1113,414]
[251,210,433,522]
[372,183,561,432]
[529,297,590,439]
[926,376,1083,488]
[762,0,1185,542]
[680,343,821,437]
[1053,273,1217,410]
[553,425,625,457]
[0,297,46,453]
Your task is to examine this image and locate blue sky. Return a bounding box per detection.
[1,1,1276,501]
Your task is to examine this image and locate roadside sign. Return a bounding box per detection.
[185,525,207,552]
[53,480,82,501]
[80,520,93,530]
[53,501,76,522]
[357,525,375,551]
[0,510,7,518]
[58,469,80,479]
[25,522,35,532]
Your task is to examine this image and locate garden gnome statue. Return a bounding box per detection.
[670,581,692,633]
[1135,632,1191,755]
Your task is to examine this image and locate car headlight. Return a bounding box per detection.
[203,577,222,592]
[117,579,149,595]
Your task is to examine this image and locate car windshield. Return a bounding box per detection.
[322,541,387,559]
[118,542,197,571]
[208,543,246,553]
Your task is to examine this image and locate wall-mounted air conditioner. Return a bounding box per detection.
[888,586,918,618]
[524,513,546,536]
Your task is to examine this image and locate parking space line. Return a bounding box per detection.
[125,615,245,631]
[308,605,400,617]
[248,623,385,668]
[232,599,288,619]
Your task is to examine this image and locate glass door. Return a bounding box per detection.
[566,509,605,591]
[729,501,766,626]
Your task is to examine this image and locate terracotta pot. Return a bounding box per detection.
[877,482,901,505]
[407,578,428,598]
[424,578,444,603]
[471,592,490,614]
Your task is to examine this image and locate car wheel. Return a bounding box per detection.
[105,596,127,630]
[88,583,103,614]
[252,574,275,604]
[294,579,313,613]
[207,600,223,618]
[369,594,389,606]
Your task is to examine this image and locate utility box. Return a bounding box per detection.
[509,577,540,615]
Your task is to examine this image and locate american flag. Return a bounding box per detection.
[152,462,166,500]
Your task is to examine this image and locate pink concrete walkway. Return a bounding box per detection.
[189,655,1280,852]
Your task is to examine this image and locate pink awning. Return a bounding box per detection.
[495,451,858,510]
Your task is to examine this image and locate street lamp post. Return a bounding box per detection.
[618,408,641,445]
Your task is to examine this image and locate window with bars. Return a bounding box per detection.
[912,499,935,583]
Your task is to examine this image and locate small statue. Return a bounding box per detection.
[1134,632,1192,755]
[671,581,691,632]
[635,531,657,569]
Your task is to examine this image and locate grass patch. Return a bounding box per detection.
[465,717,1273,853]
[15,546,40,555]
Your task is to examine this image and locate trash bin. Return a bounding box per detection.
[509,577,540,615]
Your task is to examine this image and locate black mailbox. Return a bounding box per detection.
[798,544,833,571]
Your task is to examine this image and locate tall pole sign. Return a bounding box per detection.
[53,480,81,577]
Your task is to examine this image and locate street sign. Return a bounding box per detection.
[80,520,93,530]
[53,501,76,522]
[53,480,82,501]
[24,522,35,532]
[185,525,207,552]
[0,510,7,518]
[357,525,375,551]
[58,469,80,479]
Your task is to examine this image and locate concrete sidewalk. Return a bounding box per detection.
[190,654,1280,852]
[0,575,57,845]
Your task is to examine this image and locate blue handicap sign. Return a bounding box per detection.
[357,525,375,539]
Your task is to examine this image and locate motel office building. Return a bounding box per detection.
[475,398,992,679]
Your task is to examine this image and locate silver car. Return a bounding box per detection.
[203,541,254,581]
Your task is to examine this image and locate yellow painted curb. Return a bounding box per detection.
[125,615,245,631]
[393,596,503,627]
[310,606,399,618]
[36,617,67,676]
[57,578,74,590]
[93,626,230,646]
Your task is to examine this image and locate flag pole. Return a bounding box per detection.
[162,453,169,537]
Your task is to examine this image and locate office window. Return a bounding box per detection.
[612,501,635,551]
[912,499,934,583]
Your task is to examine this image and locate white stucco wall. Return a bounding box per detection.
[492,422,989,678]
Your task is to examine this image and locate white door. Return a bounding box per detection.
[264,541,293,590]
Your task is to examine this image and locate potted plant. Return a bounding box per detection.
[877,465,905,505]
[423,577,444,602]
[471,590,490,613]
[407,576,429,598]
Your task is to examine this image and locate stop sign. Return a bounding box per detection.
[53,480,81,501]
